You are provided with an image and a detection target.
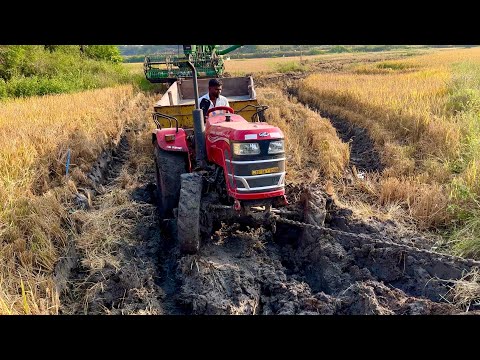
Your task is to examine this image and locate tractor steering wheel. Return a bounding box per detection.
[206,106,235,116]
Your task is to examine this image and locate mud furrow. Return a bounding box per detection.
[60,122,186,314]
[324,112,383,172]
[286,86,383,173]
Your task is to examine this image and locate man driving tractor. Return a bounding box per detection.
[199,78,230,117]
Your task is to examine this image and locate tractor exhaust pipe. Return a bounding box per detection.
[186,60,207,169]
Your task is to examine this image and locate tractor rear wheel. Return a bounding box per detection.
[154,144,187,219]
[177,172,203,254]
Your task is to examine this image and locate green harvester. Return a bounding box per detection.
[144,45,243,84]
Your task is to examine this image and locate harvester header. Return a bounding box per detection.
[144,45,242,84]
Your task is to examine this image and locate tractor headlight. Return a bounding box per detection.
[268,140,284,154]
[233,142,260,155]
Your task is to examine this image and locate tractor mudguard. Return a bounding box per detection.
[154,128,189,152]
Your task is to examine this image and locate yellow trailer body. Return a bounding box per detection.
[153,76,259,128]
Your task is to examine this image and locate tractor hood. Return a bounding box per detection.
[206,114,284,142]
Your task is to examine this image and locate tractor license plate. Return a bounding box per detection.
[252,167,279,175]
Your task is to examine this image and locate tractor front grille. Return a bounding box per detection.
[225,158,285,193]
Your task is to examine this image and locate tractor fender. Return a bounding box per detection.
[153,128,189,152]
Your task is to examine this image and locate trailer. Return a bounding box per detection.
[153,76,262,128]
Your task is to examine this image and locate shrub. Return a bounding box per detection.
[275,61,308,73]
[0,46,132,99]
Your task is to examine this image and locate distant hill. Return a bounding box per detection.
[119,45,461,63]
[118,45,321,56]
[118,45,179,56]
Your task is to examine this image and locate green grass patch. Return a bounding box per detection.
[445,61,480,258]
[376,61,417,71]
[275,61,308,73]
[353,60,421,75]
[131,74,168,93]
[447,62,480,114]
[450,209,480,258]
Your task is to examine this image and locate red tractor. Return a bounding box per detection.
[152,61,288,254]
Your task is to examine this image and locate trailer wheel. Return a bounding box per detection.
[154,144,187,219]
[177,173,203,254]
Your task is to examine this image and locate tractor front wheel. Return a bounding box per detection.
[177,173,203,254]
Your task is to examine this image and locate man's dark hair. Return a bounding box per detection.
[209,78,223,87]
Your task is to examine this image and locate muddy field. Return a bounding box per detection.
[59,77,480,315]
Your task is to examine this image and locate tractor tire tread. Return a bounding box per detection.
[177,172,203,254]
[154,144,186,218]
